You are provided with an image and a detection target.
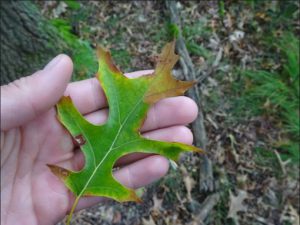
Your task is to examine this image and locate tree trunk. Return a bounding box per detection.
[0,1,67,85]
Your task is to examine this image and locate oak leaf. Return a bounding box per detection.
[227,190,248,224]
[48,41,203,224]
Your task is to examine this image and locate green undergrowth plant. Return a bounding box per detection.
[64,0,81,10]
[50,18,96,80]
[240,32,299,163]
[167,17,213,62]
[182,19,212,59]
[110,48,131,71]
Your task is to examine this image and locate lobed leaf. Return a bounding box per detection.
[48,41,203,224]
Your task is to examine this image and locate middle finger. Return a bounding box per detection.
[84,96,198,132]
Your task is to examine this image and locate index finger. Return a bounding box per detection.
[64,70,154,115]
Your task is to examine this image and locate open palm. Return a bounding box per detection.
[1,55,198,225]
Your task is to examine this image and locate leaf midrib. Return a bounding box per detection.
[76,96,144,197]
[75,62,172,197]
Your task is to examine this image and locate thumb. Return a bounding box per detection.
[1,54,73,130]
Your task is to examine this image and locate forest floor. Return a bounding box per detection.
[36,1,299,225]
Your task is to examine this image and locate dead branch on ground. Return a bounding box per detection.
[166,0,215,192]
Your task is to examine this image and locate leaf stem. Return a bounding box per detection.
[66,196,80,225]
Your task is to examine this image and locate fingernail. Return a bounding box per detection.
[44,55,63,70]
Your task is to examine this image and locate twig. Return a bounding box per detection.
[166,0,215,192]
[274,150,291,175]
[193,193,220,224]
[166,0,206,149]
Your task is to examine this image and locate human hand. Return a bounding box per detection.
[1,55,198,225]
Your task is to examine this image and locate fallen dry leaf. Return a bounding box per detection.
[143,216,156,225]
[181,165,196,201]
[152,194,163,212]
[227,190,248,223]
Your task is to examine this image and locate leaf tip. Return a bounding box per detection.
[144,79,195,104]
[57,95,72,105]
[116,189,143,203]
[157,40,179,67]
[129,191,143,203]
[96,45,106,59]
[192,146,205,154]
[170,38,177,49]
[47,164,71,181]
[164,39,177,53]
[96,45,121,75]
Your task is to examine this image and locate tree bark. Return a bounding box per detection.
[0,1,67,85]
